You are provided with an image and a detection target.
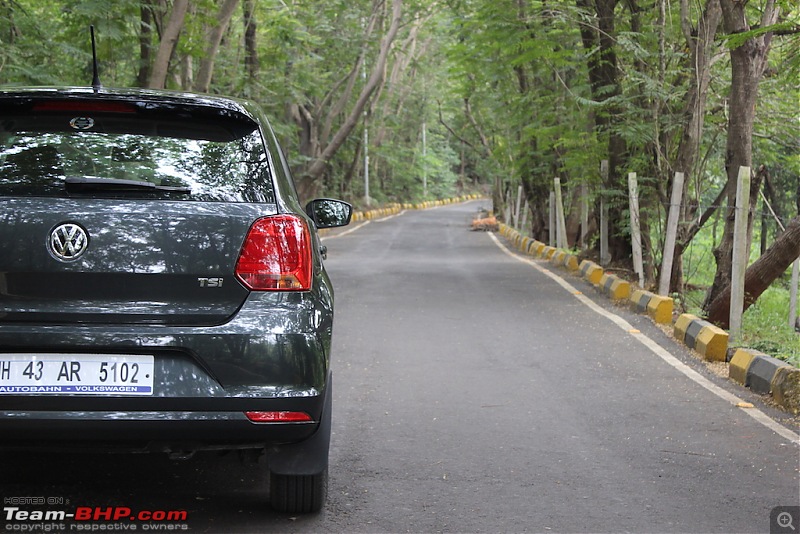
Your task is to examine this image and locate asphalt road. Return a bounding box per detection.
[1,200,798,533]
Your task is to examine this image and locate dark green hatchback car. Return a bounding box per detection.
[0,87,351,513]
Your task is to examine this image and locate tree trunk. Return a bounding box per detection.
[704,0,779,310]
[458,95,497,215]
[243,0,259,80]
[297,0,403,200]
[706,216,800,328]
[148,0,189,89]
[673,0,721,179]
[289,4,383,201]
[2,1,11,43]
[194,0,240,93]
[373,15,431,149]
[576,0,630,261]
[136,0,154,87]
[666,0,723,292]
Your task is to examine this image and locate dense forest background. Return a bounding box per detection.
[1,0,798,335]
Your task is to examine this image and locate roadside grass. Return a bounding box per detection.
[681,225,799,368]
[740,287,800,366]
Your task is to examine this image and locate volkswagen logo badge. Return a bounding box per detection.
[49,223,89,261]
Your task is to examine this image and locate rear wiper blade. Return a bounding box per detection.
[65,176,191,193]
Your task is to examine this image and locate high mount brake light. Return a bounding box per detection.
[244,411,313,423]
[235,215,313,291]
[33,101,137,113]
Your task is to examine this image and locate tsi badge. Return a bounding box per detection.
[198,277,224,288]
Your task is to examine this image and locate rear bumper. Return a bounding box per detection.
[0,375,332,459]
[0,417,318,452]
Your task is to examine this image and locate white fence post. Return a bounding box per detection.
[549,192,556,247]
[554,178,568,249]
[504,188,511,225]
[659,172,685,296]
[520,201,529,234]
[600,160,610,266]
[513,185,523,230]
[790,258,799,330]
[628,173,644,288]
[730,166,751,342]
[581,182,589,249]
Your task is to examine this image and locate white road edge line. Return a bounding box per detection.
[372,210,407,222]
[488,231,800,445]
[321,220,371,240]
[321,210,408,241]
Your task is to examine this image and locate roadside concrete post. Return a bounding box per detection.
[520,200,529,235]
[504,187,512,225]
[549,191,556,247]
[600,160,610,266]
[581,182,589,250]
[730,166,751,342]
[659,171,684,296]
[628,172,644,288]
[554,178,568,249]
[791,258,799,329]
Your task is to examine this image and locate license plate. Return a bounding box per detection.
[0,354,154,396]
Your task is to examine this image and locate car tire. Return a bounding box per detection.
[269,467,328,513]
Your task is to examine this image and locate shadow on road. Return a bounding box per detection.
[0,450,317,532]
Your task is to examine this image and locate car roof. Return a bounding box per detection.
[0,86,260,123]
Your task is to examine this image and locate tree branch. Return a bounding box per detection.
[436,100,475,150]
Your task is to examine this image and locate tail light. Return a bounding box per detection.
[245,411,313,423]
[235,215,313,291]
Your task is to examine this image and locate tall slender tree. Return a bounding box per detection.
[704,0,781,312]
[194,0,240,93]
[665,0,723,293]
[576,0,631,260]
[293,0,404,200]
[148,0,189,89]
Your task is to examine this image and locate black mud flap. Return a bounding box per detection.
[266,373,332,476]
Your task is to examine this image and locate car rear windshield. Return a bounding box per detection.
[0,102,275,203]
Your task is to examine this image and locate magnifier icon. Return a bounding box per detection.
[778,511,796,531]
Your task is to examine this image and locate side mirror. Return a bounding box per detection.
[305,198,353,229]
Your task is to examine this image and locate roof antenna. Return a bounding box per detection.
[90,25,102,92]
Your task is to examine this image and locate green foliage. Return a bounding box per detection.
[740,287,800,367]
[721,21,798,51]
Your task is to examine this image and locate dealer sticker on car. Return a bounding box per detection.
[0,354,154,395]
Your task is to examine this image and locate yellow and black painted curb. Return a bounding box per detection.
[730,348,800,415]
[497,222,799,415]
[597,273,631,302]
[673,314,728,362]
[551,250,580,271]
[579,259,604,286]
[351,194,483,222]
[630,289,673,325]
